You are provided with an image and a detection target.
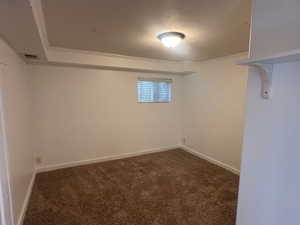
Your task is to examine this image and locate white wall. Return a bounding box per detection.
[250,0,300,58]
[237,0,300,225]
[182,53,248,171]
[0,39,35,225]
[30,65,183,168]
[237,61,300,225]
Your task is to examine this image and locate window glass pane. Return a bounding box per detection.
[158,82,170,102]
[138,81,154,102]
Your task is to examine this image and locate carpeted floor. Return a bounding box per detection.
[23,149,239,225]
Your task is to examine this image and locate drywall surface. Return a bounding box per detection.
[250,0,300,58]
[237,0,300,224]
[30,65,183,167]
[0,39,35,225]
[182,53,248,171]
[237,61,300,225]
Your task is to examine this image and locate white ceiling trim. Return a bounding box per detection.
[49,46,183,64]
[45,47,194,75]
[29,0,50,57]
[28,0,195,74]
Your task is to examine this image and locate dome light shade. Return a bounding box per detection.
[157,32,185,48]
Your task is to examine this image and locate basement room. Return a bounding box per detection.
[0,0,300,225]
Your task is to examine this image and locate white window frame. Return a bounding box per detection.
[137,78,172,103]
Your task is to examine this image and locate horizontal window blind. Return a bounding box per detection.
[137,78,172,103]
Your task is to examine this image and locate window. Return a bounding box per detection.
[137,78,172,103]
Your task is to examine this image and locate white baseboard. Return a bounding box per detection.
[36,145,240,175]
[17,170,36,225]
[36,145,179,173]
[180,144,240,175]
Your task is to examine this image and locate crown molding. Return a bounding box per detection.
[48,46,182,64]
[29,0,49,58]
[45,46,194,74]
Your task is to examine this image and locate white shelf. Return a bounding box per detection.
[237,49,300,65]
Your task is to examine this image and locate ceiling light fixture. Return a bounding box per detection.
[157,32,185,48]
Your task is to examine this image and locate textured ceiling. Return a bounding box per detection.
[42,0,251,61]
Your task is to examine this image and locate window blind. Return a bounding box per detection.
[137,78,172,103]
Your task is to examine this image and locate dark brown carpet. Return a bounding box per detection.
[24,149,239,225]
